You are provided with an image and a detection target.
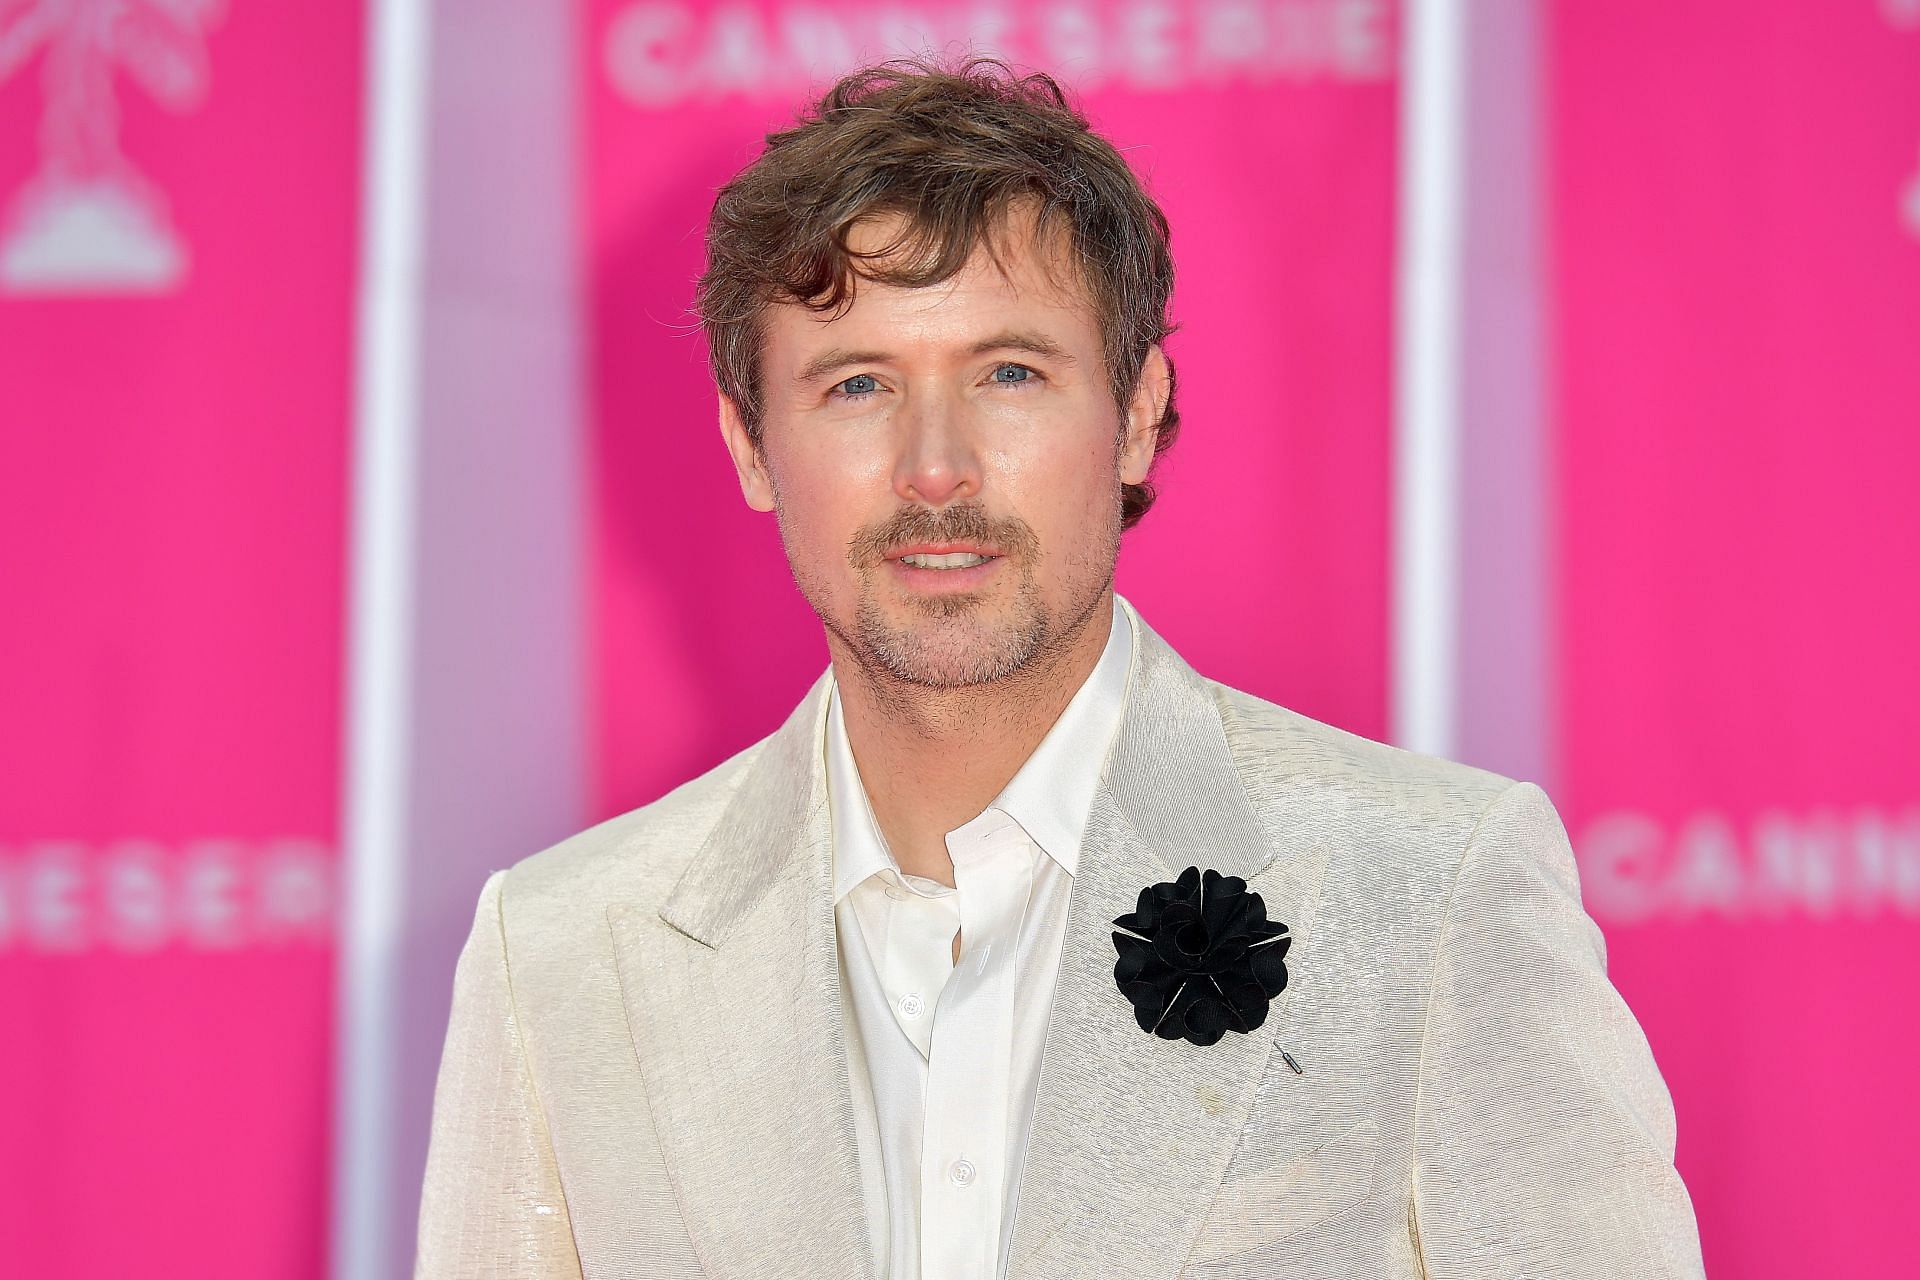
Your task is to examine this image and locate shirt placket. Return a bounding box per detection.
[879,871,959,1060]
[919,813,1034,1280]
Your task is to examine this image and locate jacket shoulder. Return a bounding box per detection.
[1209,679,1523,868]
[493,733,769,938]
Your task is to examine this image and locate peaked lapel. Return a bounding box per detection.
[1007,612,1332,1278]
[607,672,878,1280]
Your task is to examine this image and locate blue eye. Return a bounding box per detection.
[837,373,879,397]
[992,364,1033,384]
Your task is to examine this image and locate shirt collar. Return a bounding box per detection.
[826,679,900,904]
[826,593,1137,901]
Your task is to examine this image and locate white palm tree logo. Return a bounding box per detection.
[0,0,227,294]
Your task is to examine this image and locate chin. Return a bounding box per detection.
[855,595,1049,689]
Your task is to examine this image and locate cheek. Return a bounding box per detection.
[770,414,890,493]
[988,431,1123,579]
[998,409,1123,512]
[765,441,875,560]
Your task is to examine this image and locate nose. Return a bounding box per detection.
[891,388,982,508]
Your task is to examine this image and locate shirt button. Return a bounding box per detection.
[948,1158,976,1187]
[897,992,924,1019]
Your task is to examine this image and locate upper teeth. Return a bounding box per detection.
[901,552,990,569]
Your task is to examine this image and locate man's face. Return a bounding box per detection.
[720,211,1167,689]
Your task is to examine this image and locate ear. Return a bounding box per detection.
[718,394,776,512]
[1119,344,1170,487]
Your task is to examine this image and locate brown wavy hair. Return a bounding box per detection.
[696,56,1180,528]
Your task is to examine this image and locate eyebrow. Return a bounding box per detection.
[794,330,1078,386]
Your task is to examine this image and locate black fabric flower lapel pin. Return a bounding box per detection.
[1111,866,1292,1047]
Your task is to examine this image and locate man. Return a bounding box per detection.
[416,58,1704,1279]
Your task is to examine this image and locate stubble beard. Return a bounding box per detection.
[851,566,1051,688]
[785,498,1122,693]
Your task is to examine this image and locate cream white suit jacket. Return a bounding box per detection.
[416,612,1705,1279]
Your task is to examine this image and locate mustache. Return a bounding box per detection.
[847,502,1040,566]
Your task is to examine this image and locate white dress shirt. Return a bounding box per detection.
[826,595,1136,1280]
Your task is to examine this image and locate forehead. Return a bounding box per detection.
[762,209,1100,357]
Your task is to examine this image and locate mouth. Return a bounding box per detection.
[886,542,1004,571]
[882,542,1006,592]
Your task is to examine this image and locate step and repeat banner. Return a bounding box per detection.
[0,4,360,1276]
[587,0,1401,813]
[4,0,1915,1273]
[1549,2,1919,1275]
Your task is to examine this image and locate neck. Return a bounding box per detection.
[830,591,1115,888]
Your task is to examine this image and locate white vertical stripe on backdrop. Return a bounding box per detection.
[1393,0,1469,759]
[337,0,432,1276]
[384,2,590,1276]
[1456,0,1556,789]
[334,1,591,1276]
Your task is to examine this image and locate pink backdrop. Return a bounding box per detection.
[1550,3,1920,1274]
[0,3,361,1274]
[587,0,1400,814]
[7,0,1914,1272]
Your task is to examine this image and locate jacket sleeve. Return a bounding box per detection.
[1410,782,1705,1278]
[415,870,584,1280]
